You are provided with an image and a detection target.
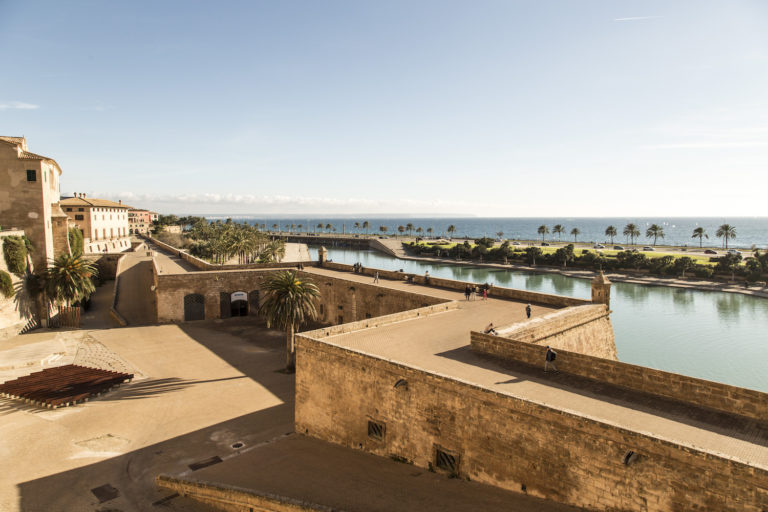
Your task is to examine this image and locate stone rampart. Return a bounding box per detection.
[154,267,447,324]
[495,304,617,359]
[471,331,768,422]
[295,336,768,512]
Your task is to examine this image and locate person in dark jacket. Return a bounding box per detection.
[545,346,558,372]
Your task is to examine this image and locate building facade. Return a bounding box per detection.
[60,194,132,253]
[128,208,154,235]
[0,136,69,270]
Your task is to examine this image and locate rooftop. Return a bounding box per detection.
[60,196,132,209]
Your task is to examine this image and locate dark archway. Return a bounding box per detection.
[183,293,205,321]
[230,291,248,317]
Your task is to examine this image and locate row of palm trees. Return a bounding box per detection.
[537,224,582,243]
[187,221,285,264]
[531,223,738,248]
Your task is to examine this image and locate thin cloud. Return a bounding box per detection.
[614,16,662,22]
[643,141,768,150]
[0,101,40,110]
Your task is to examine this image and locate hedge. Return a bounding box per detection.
[0,270,13,298]
[2,236,28,275]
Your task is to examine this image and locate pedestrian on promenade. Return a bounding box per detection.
[374,272,380,284]
[482,288,487,300]
[484,323,497,335]
[545,346,558,372]
[464,285,471,301]
[472,286,478,300]
[526,303,532,318]
[425,270,430,284]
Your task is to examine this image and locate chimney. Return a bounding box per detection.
[118,199,122,205]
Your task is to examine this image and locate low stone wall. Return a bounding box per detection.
[496,304,617,359]
[109,254,128,327]
[295,336,768,512]
[471,331,768,422]
[145,236,212,270]
[157,475,333,512]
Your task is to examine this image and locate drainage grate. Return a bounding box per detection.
[435,449,458,473]
[188,455,223,471]
[91,483,120,503]
[367,420,385,440]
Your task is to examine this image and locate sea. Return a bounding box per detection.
[203,216,768,249]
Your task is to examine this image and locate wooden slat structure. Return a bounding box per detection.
[0,364,133,409]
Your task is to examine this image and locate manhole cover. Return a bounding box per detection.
[231,442,244,449]
[91,483,119,503]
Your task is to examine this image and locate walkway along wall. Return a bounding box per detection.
[495,304,617,360]
[294,335,768,512]
[470,331,768,422]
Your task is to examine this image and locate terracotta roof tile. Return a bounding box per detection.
[60,197,131,209]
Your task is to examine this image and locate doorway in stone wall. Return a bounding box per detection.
[184,293,205,321]
[230,291,248,317]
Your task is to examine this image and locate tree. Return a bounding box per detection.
[555,244,575,268]
[623,223,640,245]
[691,227,708,248]
[406,223,414,236]
[552,224,565,241]
[426,227,433,237]
[416,227,423,236]
[716,252,742,281]
[674,256,695,278]
[447,225,456,238]
[316,223,323,233]
[362,221,370,235]
[325,223,332,233]
[397,225,406,236]
[353,222,360,233]
[570,227,580,243]
[646,224,665,246]
[537,225,549,242]
[258,270,320,371]
[716,224,736,249]
[272,223,279,232]
[524,246,542,265]
[496,231,504,239]
[379,226,388,235]
[45,253,98,306]
[68,228,84,256]
[605,226,617,244]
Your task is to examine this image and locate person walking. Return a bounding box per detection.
[525,303,532,319]
[482,287,488,300]
[373,272,379,284]
[464,285,471,301]
[545,346,558,372]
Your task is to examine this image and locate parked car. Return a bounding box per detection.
[704,249,717,254]
[512,242,521,246]
[593,244,605,249]
[727,249,742,256]
[541,242,550,246]
[642,246,655,251]
[613,245,624,250]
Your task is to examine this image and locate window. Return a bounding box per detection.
[66,208,72,212]
[26,169,36,181]
[367,420,385,441]
[435,448,459,474]
[78,208,84,212]
[75,215,84,221]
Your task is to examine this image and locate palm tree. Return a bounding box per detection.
[258,270,320,372]
[272,223,279,232]
[362,221,370,235]
[552,224,565,241]
[426,227,433,237]
[447,225,456,238]
[716,224,736,249]
[416,227,423,236]
[297,223,303,233]
[45,253,98,306]
[406,223,414,236]
[570,228,580,242]
[691,227,708,248]
[316,223,323,234]
[646,224,665,246]
[325,223,332,233]
[379,226,388,235]
[397,225,406,236]
[605,226,617,244]
[496,231,504,239]
[623,223,640,245]
[537,225,549,242]
[354,222,361,233]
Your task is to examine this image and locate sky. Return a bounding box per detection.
[1,0,767,217]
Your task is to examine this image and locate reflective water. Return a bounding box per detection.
[312,247,768,392]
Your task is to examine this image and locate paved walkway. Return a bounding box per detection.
[184,435,584,512]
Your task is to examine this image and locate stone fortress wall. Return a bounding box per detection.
[294,334,768,512]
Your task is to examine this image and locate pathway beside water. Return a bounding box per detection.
[312,246,768,393]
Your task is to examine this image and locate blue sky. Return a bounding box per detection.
[1,1,767,216]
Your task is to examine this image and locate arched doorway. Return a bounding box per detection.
[184,293,205,321]
[230,291,248,317]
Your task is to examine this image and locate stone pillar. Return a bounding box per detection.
[591,271,612,307]
[318,246,327,265]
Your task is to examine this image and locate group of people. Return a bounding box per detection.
[352,262,365,273]
[464,283,492,301]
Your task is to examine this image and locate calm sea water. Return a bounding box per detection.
[309,246,768,393]
[210,216,768,249]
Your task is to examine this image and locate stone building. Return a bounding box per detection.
[0,136,69,270]
[60,194,132,254]
[127,208,155,235]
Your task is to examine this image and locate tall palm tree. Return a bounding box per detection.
[316,223,323,233]
[258,270,320,372]
[272,223,279,232]
[297,223,303,233]
[397,225,406,236]
[691,227,708,248]
[537,225,549,242]
[496,231,504,239]
[426,227,433,237]
[623,223,640,245]
[646,224,665,246]
[605,226,617,244]
[45,253,98,306]
[353,222,360,233]
[406,223,414,236]
[416,227,423,236]
[379,226,388,235]
[447,225,457,238]
[362,221,370,235]
[325,223,332,233]
[716,224,736,249]
[552,224,565,241]
[570,227,580,243]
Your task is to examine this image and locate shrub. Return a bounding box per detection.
[693,266,714,278]
[3,236,28,275]
[68,227,84,255]
[0,270,13,298]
